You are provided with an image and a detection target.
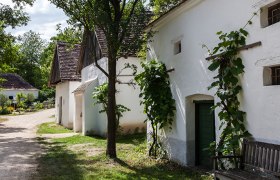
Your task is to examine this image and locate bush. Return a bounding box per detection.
[0,106,13,115]
[34,102,44,110]
[0,94,8,107]
[16,93,27,108]
[26,93,35,106]
[38,86,55,102]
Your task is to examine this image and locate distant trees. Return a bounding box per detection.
[15,31,47,88]
[0,0,34,73]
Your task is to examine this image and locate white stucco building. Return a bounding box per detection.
[146,0,280,167]
[0,73,39,100]
[49,42,81,129]
[73,30,146,136]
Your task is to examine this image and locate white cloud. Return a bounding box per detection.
[3,0,69,41]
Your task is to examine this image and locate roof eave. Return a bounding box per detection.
[145,0,202,31]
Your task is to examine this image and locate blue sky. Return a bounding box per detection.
[3,0,69,41]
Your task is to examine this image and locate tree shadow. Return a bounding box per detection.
[112,158,211,180]
[0,136,45,179]
[35,139,91,180]
[0,124,26,134]
[116,133,146,145]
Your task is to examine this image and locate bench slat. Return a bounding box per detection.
[269,149,274,171]
[278,151,280,173]
[258,147,263,167]
[274,150,279,172]
[254,145,259,166]
[262,148,266,169]
[265,148,271,170]
[251,144,256,165]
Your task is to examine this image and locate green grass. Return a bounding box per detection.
[36,133,213,180]
[37,122,73,134]
[0,117,8,123]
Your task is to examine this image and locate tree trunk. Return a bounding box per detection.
[106,54,117,158]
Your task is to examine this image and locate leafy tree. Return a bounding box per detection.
[150,0,181,16]
[0,0,34,73]
[16,30,47,88]
[37,85,55,102]
[50,0,150,158]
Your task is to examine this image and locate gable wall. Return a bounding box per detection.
[148,0,280,165]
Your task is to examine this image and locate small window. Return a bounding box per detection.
[271,66,280,85]
[174,41,182,55]
[9,96,13,100]
[263,66,280,86]
[268,3,280,26]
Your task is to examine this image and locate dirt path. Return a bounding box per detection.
[0,109,55,180]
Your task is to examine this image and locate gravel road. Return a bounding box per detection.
[0,109,55,180]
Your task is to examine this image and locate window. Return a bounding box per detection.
[174,41,182,55]
[271,66,280,85]
[263,66,280,86]
[268,3,280,25]
[9,96,13,100]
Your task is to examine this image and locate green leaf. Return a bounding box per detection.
[208,61,220,71]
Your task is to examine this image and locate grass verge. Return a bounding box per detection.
[36,133,213,180]
[37,122,73,134]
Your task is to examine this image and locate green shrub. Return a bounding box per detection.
[26,93,35,106]
[16,93,27,108]
[38,86,55,102]
[34,102,44,110]
[0,106,13,115]
[0,94,8,107]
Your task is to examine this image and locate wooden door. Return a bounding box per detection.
[59,96,62,124]
[195,101,215,168]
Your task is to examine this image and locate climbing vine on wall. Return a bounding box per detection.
[204,29,252,157]
[135,60,176,158]
[203,11,260,159]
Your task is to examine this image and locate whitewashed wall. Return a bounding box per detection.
[55,81,81,128]
[78,57,146,136]
[0,89,39,100]
[148,0,280,165]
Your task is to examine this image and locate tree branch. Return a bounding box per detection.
[118,0,140,44]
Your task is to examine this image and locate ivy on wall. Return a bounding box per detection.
[135,60,176,157]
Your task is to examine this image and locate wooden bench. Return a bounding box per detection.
[213,139,280,180]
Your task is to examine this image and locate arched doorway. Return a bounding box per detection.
[186,94,215,168]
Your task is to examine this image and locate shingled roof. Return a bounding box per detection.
[49,42,81,85]
[78,13,152,72]
[0,73,38,90]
